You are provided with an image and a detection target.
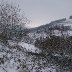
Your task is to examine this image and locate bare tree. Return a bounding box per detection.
[0,1,30,41]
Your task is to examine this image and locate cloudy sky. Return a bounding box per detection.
[5,0,72,28]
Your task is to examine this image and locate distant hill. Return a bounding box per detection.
[22,16,72,44]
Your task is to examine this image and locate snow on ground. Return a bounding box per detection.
[18,42,42,54]
[8,40,17,46]
[28,32,47,40]
[8,40,42,54]
[0,41,58,72]
[0,45,18,72]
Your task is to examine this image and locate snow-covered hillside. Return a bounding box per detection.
[25,18,72,42]
[0,41,59,72]
[1,16,72,72]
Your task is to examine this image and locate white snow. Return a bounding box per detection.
[8,40,17,46]
[18,42,42,54]
[41,67,56,72]
[28,32,47,39]
[53,30,61,36]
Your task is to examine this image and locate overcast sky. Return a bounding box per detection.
[6,0,72,28]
